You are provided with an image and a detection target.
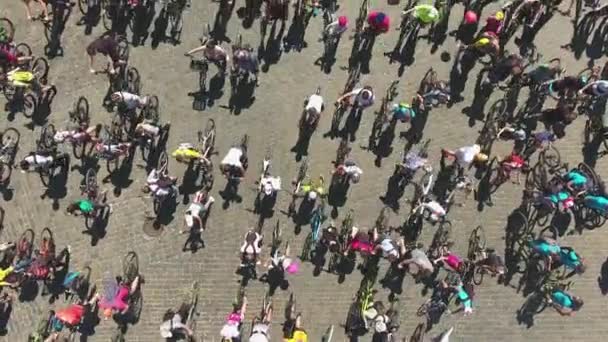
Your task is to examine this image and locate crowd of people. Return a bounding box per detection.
[1,0,608,340]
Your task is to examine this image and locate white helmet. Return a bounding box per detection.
[308,191,317,200]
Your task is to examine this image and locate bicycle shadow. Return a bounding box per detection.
[40,157,70,211]
[224,79,256,115]
[516,291,546,328]
[178,163,204,205]
[77,3,102,36]
[103,149,136,197]
[129,2,156,47]
[291,127,314,161]
[369,120,397,168]
[150,8,170,49]
[448,48,476,105]
[283,13,308,53]
[44,5,72,58]
[213,1,236,44]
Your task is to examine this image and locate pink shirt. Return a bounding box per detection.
[445,254,462,270]
[99,285,130,311]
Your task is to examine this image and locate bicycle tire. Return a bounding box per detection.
[419,68,437,94]
[40,227,55,257]
[297,157,308,184]
[32,57,49,84]
[0,18,15,43]
[85,169,97,195]
[410,322,426,342]
[467,225,486,260]
[74,96,90,126]
[2,128,21,150]
[126,67,140,94]
[540,145,561,170]
[40,124,56,149]
[15,43,32,58]
[272,219,282,249]
[202,118,216,153]
[240,134,249,153]
[578,162,600,191]
[122,251,139,283]
[18,228,35,259]
[145,95,160,123]
[321,324,334,342]
[23,94,37,118]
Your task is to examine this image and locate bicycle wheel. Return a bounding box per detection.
[419,68,437,94]
[144,95,159,123]
[23,94,37,118]
[110,327,125,342]
[18,229,35,259]
[73,96,90,126]
[15,43,32,58]
[297,157,308,184]
[126,67,140,94]
[300,232,313,261]
[78,0,89,15]
[336,138,350,165]
[0,163,12,184]
[468,225,486,260]
[540,146,561,170]
[0,18,14,43]
[2,128,21,149]
[202,118,216,153]
[375,206,390,232]
[85,169,97,195]
[410,322,426,342]
[416,299,430,316]
[122,251,139,283]
[32,57,49,84]
[578,162,600,190]
[117,35,129,61]
[102,0,114,31]
[186,281,200,329]
[157,150,169,173]
[240,134,249,155]
[39,124,56,150]
[272,220,282,249]
[321,324,334,342]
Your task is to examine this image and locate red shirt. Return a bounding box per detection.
[367,11,390,33]
[484,17,503,35]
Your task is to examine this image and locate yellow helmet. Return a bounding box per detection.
[475,153,489,162]
[495,11,505,21]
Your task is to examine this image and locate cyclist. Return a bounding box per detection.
[333,159,363,185]
[220,146,247,179]
[110,91,148,113]
[441,143,488,170]
[541,103,576,133]
[447,280,473,315]
[87,35,124,75]
[412,198,447,223]
[220,295,247,341]
[249,299,273,342]
[19,150,69,173]
[322,15,348,41]
[0,48,33,69]
[558,247,586,277]
[185,38,230,74]
[486,53,525,85]
[434,251,465,273]
[366,11,390,34]
[391,100,420,123]
[266,244,299,278]
[335,85,376,113]
[54,124,101,145]
[529,237,561,269]
[240,230,263,266]
[159,305,195,339]
[544,75,587,100]
[96,274,141,320]
[344,226,375,255]
[134,120,169,145]
[283,312,308,342]
[583,194,608,212]
[257,173,281,209]
[182,190,215,233]
[2,66,54,96]
[402,4,440,27]
[172,143,204,164]
[231,44,259,84]
[144,167,178,199]
[94,140,132,159]
[397,245,434,281]
[261,0,289,24]
[363,301,391,340]
[46,296,98,341]
[563,169,588,195]
[300,90,324,130]
[482,11,505,36]
[21,0,51,22]
[320,223,339,252]
[475,248,505,276]
[66,190,110,217]
[578,79,608,98]
[549,288,583,316]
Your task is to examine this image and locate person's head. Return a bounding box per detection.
[474,152,488,163]
[571,296,584,310]
[66,203,78,214]
[206,38,217,48]
[350,172,361,184]
[597,81,608,94]
[464,10,477,24]
[374,12,386,25]
[575,258,587,274]
[162,309,175,321]
[307,190,317,201]
[245,230,257,243]
[372,301,385,314]
[110,92,123,103]
[338,15,348,27]
[103,308,113,320]
[494,10,505,21]
[19,159,30,171]
[360,87,373,101]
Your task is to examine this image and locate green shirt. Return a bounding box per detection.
[78,199,94,213]
[414,5,440,24]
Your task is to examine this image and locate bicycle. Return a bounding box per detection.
[28,310,54,342]
[122,251,143,322]
[335,137,351,166]
[409,322,426,342]
[287,157,308,217]
[195,118,216,190]
[153,150,177,215]
[187,53,209,93]
[369,80,399,150]
[321,324,334,342]
[0,18,15,43]
[184,281,200,341]
[330,69,360,136]
[0,127,20,184]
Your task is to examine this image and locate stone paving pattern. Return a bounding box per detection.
[2,0,608,341]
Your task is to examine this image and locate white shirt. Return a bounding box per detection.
[159,314,187,338]
[24,155,53,167]
[325,21,347,36]
[350,88,375,108]
[113,91,145,110]
[404,152,426,170]
[422,201,446,216]
[454,144,481,168]
[260,176,281,194]
[221,147,243,168]
[306,94,324,115]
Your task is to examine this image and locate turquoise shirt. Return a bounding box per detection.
[551,290,573,308]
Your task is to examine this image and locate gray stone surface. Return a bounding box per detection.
[1,0,608,341]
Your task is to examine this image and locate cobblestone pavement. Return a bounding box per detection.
[2,0,608,341]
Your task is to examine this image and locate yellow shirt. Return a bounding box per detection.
[172,148,201,161]
[285,330,308,342]
[0,266,14,286]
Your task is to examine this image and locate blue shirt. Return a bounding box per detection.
[566,171,587,187]
[392,104,415,122]
[584,195,608,211]
[530,240,560,256]
[551,290,573,308]
[559,250,580,269]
